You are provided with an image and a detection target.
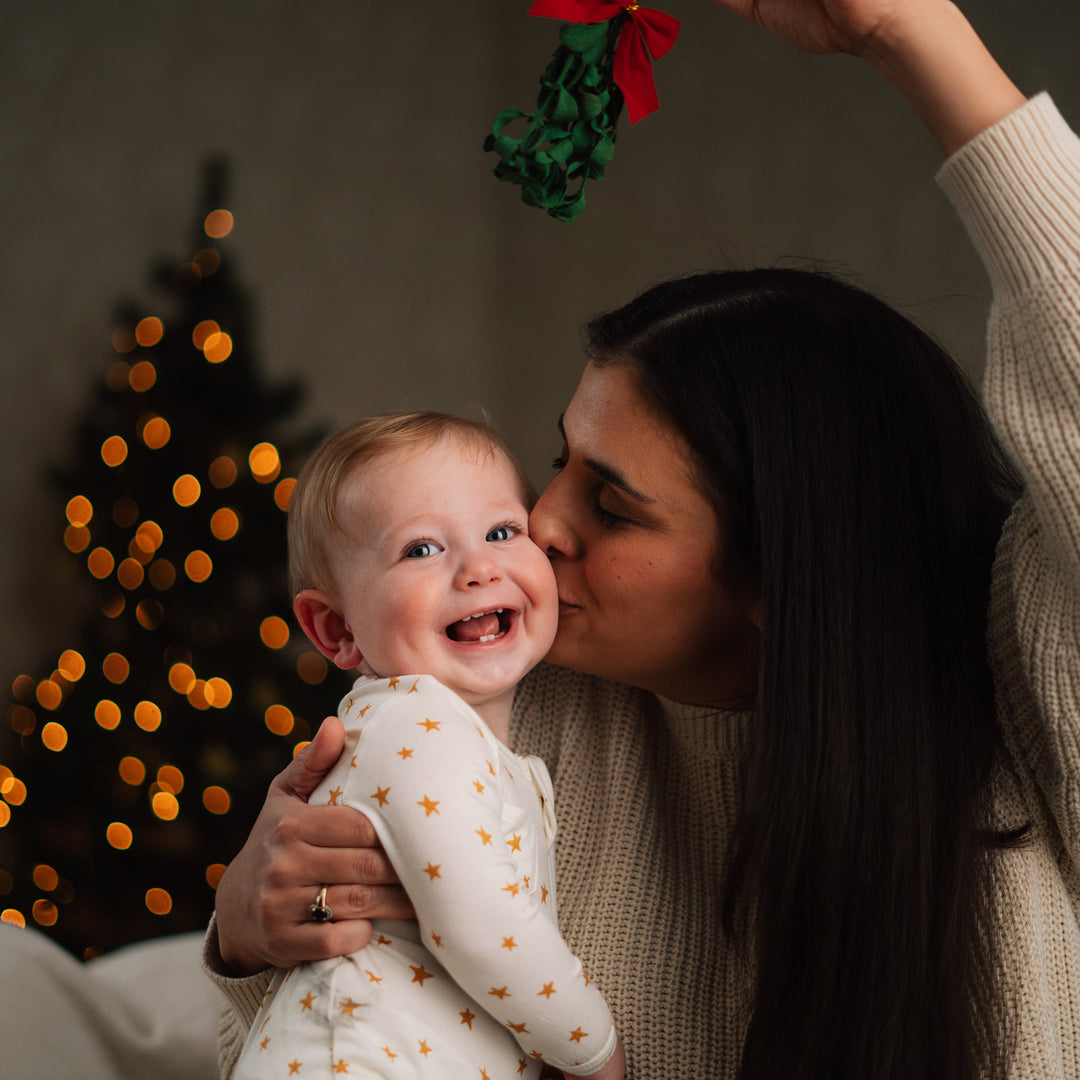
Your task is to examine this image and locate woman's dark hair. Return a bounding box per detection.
[585,269,1025,1080]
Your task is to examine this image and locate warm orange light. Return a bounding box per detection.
[192,319,220,349]
[102,653,130,684]
[3,779,27,806]
[209,455,237,488]
[12,676,35,704]
[206,863,227,888]
[204,209,233,238]
[41,722,68,752]
[142,416,171,449]
[101,436,129,467]
[134,701,162,732]
[210,507,239,540]
[185,550,212,582]
[36,680,62,711]
[274,477,296,511]
[117,557,145,590]
[112,325,137,354]
[64,525,91,553]
[9,705,36,735]
[151,792,179,821]
[107,822,133,849]
[297,651,328,686]
[157,765,184,794]
[1,910,26,928]
[203,331,233,363]
[87,547,115,579]
[206,677,233,708]
[173,474,201,507]
[187,679,212,710]
[33,865,59,891]
[101,593,125,618]
[128,360,157,391]
[248,442,281,482]
[168,663,196,694]
[95,700,121,730]
[32,900,58,927]
[58,650,86,681]
[145,888,173,915]
[292,741,311,758]
[118,757,146,785]
[66,496,92,528]
[135,599,164,630]
[203,786,231,815]
[135,521,164,554]
[0,767,13,792]
[149,559,176,591]
[0,804,10,827]
[135,316,164,347]
[264,704,294,736]
[260,615,290,649]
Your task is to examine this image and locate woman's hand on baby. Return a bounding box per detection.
[214,714,415,975]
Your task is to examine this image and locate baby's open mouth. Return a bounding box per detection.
[446,608,512,644]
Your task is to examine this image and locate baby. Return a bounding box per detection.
[233,412,622,1080]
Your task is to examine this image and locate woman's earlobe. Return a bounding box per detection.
[293,590,363,670]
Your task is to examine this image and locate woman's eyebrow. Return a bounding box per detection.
[557,413,654,504]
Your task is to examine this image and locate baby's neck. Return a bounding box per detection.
[466,690,514,746]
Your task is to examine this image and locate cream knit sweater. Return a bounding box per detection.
[206,94,1080,1078]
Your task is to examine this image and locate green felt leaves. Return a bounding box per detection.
[484,19,626,222]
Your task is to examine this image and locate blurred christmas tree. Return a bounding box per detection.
[0,160,335,958]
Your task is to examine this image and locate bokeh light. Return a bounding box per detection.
[264,704,294,736]
[3,779,27,806]
[149,559,176,591]
[41,722,68,752]
[101,593,125,618]
[157,765,184,793]
[185,550,212,582]
[58,650,86,681]
[102,653,130,684]
[209,455,237,488]
[9,705,36,735]
[204,209,233,238]
[87,547,115,579]
[206,677,232,708]
[274,477,296,511]
[129,360,157,391]
[135,317,164,347]
[32,865,58,891]
[297,651,328,685]
[142,416,171,449]
[101,436,129,467]
[203,332,233,363]
[64,525,91,553]
[135,521,164,554]
[206,863,227,888]
[117,557,145,590]
[203,786,231,815]
[107,822,133,850]
[1,910,26,928]
[95,700,121,730]
[248,442,280,483]
[32,900,58,927]
[173,474,201,507]
[135,598,165,630]
[112,325,137,354]
[260,616,289,649]
[151,792,179,820]
[118,757,146,785]
[210,507,239,540]
[134,701,162,732]
[145,888,173,915]
[66,496,92,528]
[36,680,62,710]
[168,663,196,694]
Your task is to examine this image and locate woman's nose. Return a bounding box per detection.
[530,472,581,560]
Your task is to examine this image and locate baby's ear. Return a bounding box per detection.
[293,590,363,670]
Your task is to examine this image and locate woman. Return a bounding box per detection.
[206,1,1080,1077]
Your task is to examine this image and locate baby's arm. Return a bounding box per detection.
[329,676,618,1077]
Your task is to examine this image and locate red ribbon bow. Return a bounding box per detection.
[527,0,680,124]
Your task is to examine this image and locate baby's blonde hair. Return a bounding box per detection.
[287,411,534,597]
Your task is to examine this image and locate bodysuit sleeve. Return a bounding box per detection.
[322,675,617,1075]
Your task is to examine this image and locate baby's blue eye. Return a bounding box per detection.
[405,541,440,559]
[486,526,513,542]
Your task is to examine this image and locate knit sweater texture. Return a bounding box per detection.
[205,94,1080,1078]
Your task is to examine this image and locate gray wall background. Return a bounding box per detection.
[3,0,1079,680]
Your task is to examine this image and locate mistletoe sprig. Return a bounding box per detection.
[484,1,680,222]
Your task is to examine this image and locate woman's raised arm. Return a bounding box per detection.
[709,0,1025,154]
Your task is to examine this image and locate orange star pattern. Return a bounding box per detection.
[288,1061,302,1075]
[570,1027,588,1043]
[339,998,361,1017]
[418,795,440,816]
[423,862,441,880]
[418,1040,432,1057]
[381,1046,397,1061]
[480,1070,491,1080]
[371,786,390,807]
[418,718,441,732]
[489,987,510,1000]
[376,934,393,946]
[507,834,522,853]
[473,779,485,794]
[411,964,434,986]
[487,761,496,776]
[358,704,372,718]
[407,679,420,694]
[397,747,414,760]
[328,787,343,805]
[476,827,492,845]
[350,755,357,768]
[517,1060,529,1075]
[502,881,520,897]
[431,932,443,948]
[538,982,556,998]
[523,875,531,889]
[387,677,400,690]
[541,884,549,904]
[507,1020,530,1034]
[299,992,316,1011]
[259,1036,270,1051]
[501,936,518,951]
[333,1060,349,1074]
[460,1008,476,1029]
[365,970,382,983]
